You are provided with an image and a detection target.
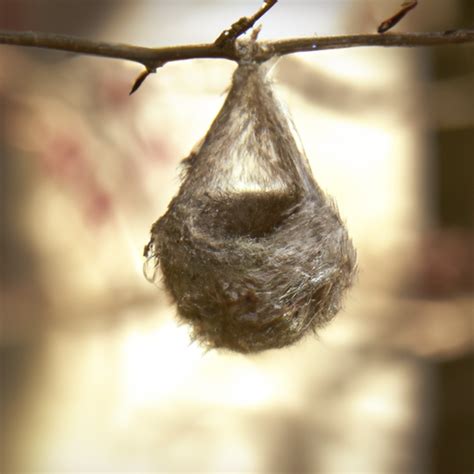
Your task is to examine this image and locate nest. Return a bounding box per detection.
[145,61,356,353]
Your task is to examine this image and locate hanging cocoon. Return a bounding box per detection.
[145,57,356,353]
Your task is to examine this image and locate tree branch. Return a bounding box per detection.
[0,29,473,70]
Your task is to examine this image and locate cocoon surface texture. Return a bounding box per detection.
[146,61,356,353]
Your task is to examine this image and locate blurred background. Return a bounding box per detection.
[0,0,472,472]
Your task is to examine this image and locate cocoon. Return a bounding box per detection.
[145,59,356,353]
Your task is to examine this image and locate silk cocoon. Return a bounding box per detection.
[145,61,356,353]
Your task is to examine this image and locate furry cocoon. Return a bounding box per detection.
[145,61,356,353]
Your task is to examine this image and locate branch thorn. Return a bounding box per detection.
[129,65,162,95]
[377,1,418,34]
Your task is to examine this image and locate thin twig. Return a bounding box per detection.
[378,1,418,34]
[214,0,278,47]
[0,29,473,69]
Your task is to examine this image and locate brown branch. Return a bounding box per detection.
[129,0,277,93]
[0,29,473,69]
[214,0,278,47]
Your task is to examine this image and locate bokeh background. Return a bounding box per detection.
[1,1,473,472]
